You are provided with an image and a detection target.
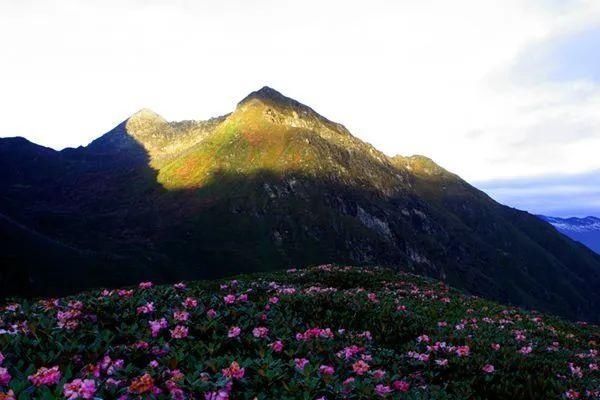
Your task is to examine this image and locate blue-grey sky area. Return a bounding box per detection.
[514,26,600,84]
[0,0,599,217]
[476,171,600,217]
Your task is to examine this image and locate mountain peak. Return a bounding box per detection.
[247,86,285,99]
[129,108,166,123]
[238,86,309,111]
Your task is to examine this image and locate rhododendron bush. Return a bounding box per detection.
[0,265,598,399]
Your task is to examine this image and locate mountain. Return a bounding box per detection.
[539,215,600,254]
[1,86,599,322]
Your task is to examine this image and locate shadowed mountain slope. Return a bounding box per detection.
[1,87,599,321]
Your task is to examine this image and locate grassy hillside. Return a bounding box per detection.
[0,265,598,399]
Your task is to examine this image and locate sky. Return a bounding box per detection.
[1,0,599,217]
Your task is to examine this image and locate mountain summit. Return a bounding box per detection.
[237,86,325,118]
[239,86,300,106]
[1,88,599,321]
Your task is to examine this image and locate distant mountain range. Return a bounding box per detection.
[539,215,600,254]
[1,87,599,322]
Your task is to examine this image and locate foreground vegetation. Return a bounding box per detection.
[0,265,598,399]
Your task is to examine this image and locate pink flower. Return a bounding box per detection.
[128,373,155,394]
[69,301,83,310]
[173,310,190,321]
[367,293,379,303]
[169,387,185,400]
[482,364,495,374]
[170,325,189,339]
[338,345,363,360]
[491,343,501,351]
[375,384,392,397]
[435,358,448,367]
[107,359,124,375]
[343,377,355,387]
[137,302,154,315]
[417,334,430,343]
[204,389,230,400]
[455,345,470,357]
[0,367,11,386]
[174,282,186,290]
[170,369,185,381]
[183,297,198,309]
[149,360,159,368]
[252,327,269,338]
[223,295,236,304]
[319,365,335,375]
[28,366,61,386]
[519,345,533,355]
[393,380,410,392]
[57,309,82,330]
[139,281,153,289]
[99,355,112,371]
[568,363,583,378]
[565,389,580,399]
[294,358,309,371]
[372,369,386,379]
[228,326,241,338]
[63,379,96,399]
[204,382,232,400]
[269,296,279,304]
[296,327,334,341]
[270,340,284,352]
[207,309,217,319]
[117,289,134,297]
[222,361,245,380]
[149,318,168,337]
[0,390,15,399]
[133,341,149,350]
[352,360,370,375]
[106,378,122,387]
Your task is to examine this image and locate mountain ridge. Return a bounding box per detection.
[1,87,599,322]
[540,215,600,232]
[539,215,600,254]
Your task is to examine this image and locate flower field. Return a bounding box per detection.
[0,265,598,399]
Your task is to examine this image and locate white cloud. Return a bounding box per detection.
[0,0,599,184]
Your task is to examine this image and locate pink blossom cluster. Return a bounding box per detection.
[28,366,61,387]
[63,379,96,399]
[296,327,334,341]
